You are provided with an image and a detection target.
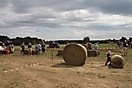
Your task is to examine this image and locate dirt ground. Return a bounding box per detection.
[0,52,132,88]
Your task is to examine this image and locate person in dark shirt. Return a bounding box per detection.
[41,41,46,53]
[20,42,25,55]
[105,51,111,66]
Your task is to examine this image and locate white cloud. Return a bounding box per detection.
[0,0,132,40]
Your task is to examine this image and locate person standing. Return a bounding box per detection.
[20,42,25,55]
[119,41,123,48]
[123,40,128,56]
[94,43,100,55]
[9,44,12,54]
[35,44,38,54]
[41,41,46,54]
[11,44,14,53]
[28,42,32,56]
[88,42,92,50]
[37,42,41,55]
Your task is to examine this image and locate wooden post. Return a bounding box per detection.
[52,48,53,60]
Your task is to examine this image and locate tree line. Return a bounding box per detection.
[0,35,44,45]
[0,35,93,45]
[0,35,130,46]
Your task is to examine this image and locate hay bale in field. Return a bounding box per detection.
[24,49,37,55]
[62,43,87,66]
[32,49,37,54]
[57,49,63,56]
[87,50,98,57]
[24,49,28,54]
[111,55,125,68]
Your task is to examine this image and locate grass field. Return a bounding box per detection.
[0,43,132,88]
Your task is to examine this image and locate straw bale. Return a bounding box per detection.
[57,49,63,56]
[111,55,125,68]
[62,43,87,66]
[32,50,37,54]
[24,49,28,54]
[24,49,37,54]
[88,50,98,57]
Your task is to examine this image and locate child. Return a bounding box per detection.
[105,51,111,66]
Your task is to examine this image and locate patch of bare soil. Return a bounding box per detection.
[0,54,132,88]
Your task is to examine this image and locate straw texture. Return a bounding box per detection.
[63,43,87,66]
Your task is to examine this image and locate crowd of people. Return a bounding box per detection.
[105,39,131,66]
[20,41,46,56]
[1,39,131,66]
[117,40,131,56]
[87,39,131,66]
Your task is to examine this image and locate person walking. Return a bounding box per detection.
[105,51,111,66]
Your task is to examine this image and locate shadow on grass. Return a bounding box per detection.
[108,64,123,69]
[100,64,123,69]
[51,63,83,68]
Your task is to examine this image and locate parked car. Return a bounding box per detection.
[48,41,60,48]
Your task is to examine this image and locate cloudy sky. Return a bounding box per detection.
[0,0,132,40]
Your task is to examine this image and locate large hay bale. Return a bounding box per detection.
[62,43,87,66]
[24,49,28,54]
[111,55,125,68]
[57,49,63,56]
[24,49,37,55]
[88,50,98,57]
[32,49,37,54]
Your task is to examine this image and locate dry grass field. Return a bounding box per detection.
[0,44,132,88]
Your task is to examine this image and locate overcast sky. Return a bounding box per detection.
[0,0,132,40]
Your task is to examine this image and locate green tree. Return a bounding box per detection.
[83,36,90,44]
[120,36,127,41]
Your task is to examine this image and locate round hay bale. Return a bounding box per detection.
[62,43,87,66]
[88,50,98,57]
[57,49,63,56]
[24,49,37,54]
[24,49,28,54]
[32,49,37,54]
[111,55,125,68]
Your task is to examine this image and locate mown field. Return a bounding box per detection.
[0,43,132,88]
